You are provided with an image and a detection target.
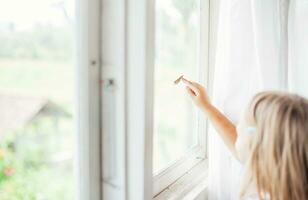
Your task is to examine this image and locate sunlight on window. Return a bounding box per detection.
[0,0,75,199]
[153,0,199,173]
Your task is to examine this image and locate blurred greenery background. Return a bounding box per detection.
[0,0,75,199]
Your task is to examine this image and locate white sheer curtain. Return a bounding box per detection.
[289,0,308,98]
[208,0,308,199]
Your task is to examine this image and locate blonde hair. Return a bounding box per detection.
[240,91,308,200]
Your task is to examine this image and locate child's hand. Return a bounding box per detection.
[182,78,210,109]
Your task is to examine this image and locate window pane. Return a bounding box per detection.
[153,0,199,173]
[0,0,76,199]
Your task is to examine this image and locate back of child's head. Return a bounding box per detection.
[240,91,308,200]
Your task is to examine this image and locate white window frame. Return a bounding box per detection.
[152,0,210,196]
[100,0,155,200]
[84,0,212,199]
[75,0,102,199]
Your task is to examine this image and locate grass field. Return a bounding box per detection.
[0,59,75,104]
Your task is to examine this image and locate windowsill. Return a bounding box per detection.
[153,160,208,200]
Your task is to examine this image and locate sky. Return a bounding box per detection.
[0,0,74,28]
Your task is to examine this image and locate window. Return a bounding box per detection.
[153,0,199,172]
[0,0,76,199]
[153,0,209,196]
[99,0,210,198]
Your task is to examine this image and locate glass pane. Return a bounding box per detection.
[153,0,199,173]
[0,0,76,199]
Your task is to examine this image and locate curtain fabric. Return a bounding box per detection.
[208,0,308,199]
[288,0,308,97]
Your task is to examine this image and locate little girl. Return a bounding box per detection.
[182,78,308,200]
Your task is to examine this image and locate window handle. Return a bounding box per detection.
[102,77,118,187]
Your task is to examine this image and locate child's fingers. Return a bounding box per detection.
[186,86,196,97]
[182,78,199,93]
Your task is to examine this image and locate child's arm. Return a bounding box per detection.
[182,78,238,157]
